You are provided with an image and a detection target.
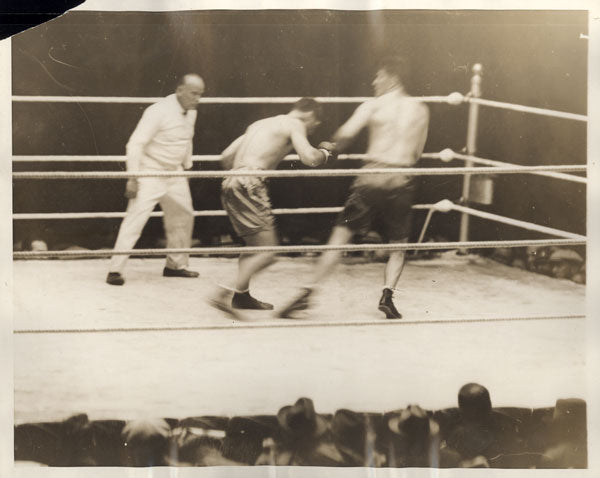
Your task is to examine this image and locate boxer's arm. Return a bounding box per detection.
[125,105,162,172]
[289,120,327,167]
[220,134,245,170]
[332,100,373,151]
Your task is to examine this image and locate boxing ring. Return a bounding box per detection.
[11,65,587,422]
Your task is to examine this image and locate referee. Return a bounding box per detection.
[106,74,205,285]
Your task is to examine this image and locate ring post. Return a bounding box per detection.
[459,63,483,246]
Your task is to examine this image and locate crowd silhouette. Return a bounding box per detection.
[14,382,586,468]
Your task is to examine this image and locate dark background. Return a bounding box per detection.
[11,10,588,250]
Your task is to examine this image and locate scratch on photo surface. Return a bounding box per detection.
[19,47,76,92]
[48,46,80,69]
[18,48,99,154]
[77,102,100,155]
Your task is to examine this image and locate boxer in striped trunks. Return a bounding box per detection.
[208,98,336,317]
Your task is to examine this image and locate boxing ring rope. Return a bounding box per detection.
[467,97,588,122]
[450,152,587,184]
[11,152,443,162]
[9,203,444,221]
[11,93,588,122]
[13,204,435,220]
[456,64,586,243]
[446,203,585,241]
[412,198,585,245]
[11,164,587,179]
[12,153,369,162]
[11,95,456,104]
[13,238,584,260]
[10,151,588,184]
[14,201,582,240]
[12,207,345,220]
[12,195,584,259]
[5,152,460,162]
[13,314,585,335]
[12,63,587,262]
[12,165,586,259]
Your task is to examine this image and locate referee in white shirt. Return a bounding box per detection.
[107,74,205,286]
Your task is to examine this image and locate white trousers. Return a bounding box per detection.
[109,177,194,273]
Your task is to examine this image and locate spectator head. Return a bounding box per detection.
[62,414,96,466]
[331,409,383,466]
[121,419,171,466]
[539,398,587,469]
[552,398,587,443]
[387,404,438,446]
[458,383,492,421]
[386,405,440,467]
[277,397,328,443]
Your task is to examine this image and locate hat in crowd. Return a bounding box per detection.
[553,398,586,422]
[458,383,492,420]
[552,398,586,441]
[62,413,91,435]
[387,404,439,439]
[331,409,386,466]
[331,409,368,456]
[277,397,328,440]
[62,414,97,466]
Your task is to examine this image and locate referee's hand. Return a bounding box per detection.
[125,178,138,199]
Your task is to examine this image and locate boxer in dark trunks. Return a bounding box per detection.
[208,98,336,318]
[279,57,430,319]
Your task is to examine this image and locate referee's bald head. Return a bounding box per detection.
[176,73,205,110]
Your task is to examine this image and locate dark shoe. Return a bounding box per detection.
[232,291,273,310]
[163,267,199,278]
[378,288,402,319]
[206,288,247,321]
[106,272,125,286]
[276,288,312,318]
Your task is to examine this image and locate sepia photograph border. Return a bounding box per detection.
[1,0,599,477]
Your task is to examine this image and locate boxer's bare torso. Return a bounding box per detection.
[335,89,429,167]
[222,113,324,170]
